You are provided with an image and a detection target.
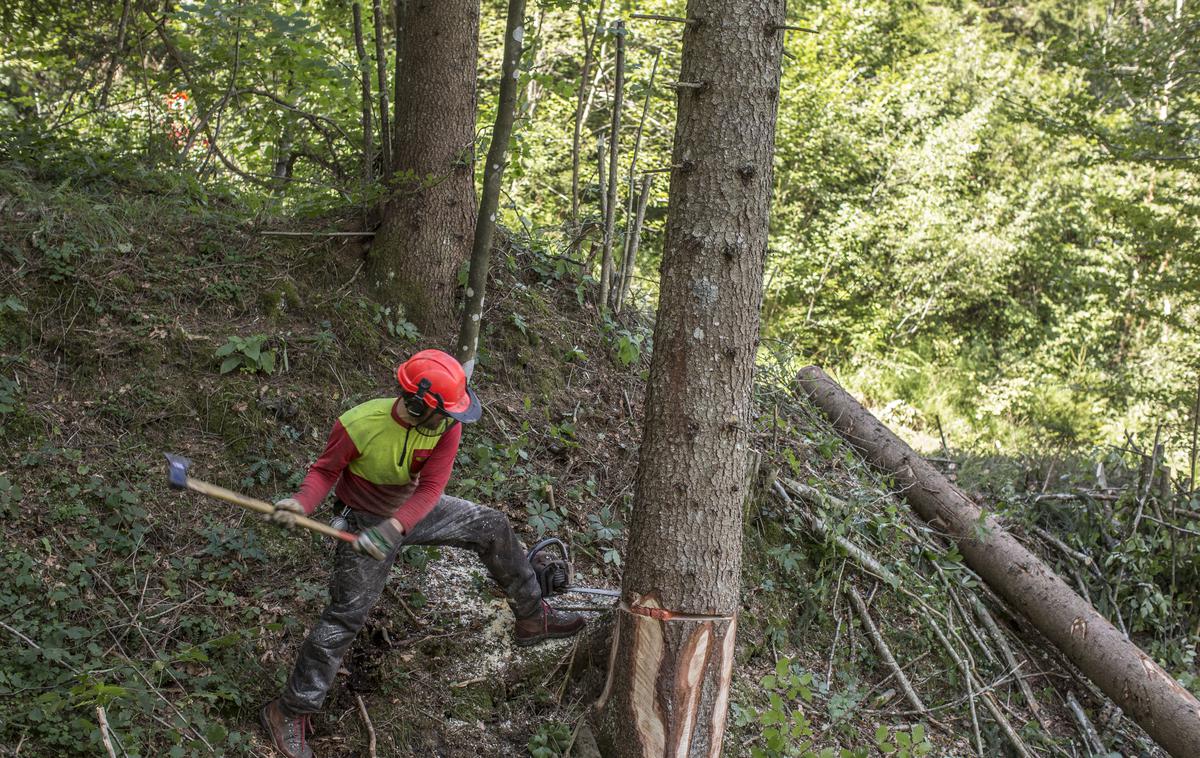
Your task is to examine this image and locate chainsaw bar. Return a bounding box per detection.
[560,586,620,598]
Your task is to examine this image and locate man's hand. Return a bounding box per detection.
[352,518,405,561]
[271,498,305,528]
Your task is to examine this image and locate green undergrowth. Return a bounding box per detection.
[0,160,651,755]
[726,362,1193,757]
[2,159,1192,757]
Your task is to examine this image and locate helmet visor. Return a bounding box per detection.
[442,385,482,424]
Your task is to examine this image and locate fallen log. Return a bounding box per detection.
[796,365,1200,758]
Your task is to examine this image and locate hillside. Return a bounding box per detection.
[1,163,1191,757]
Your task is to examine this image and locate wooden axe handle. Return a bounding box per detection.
[185,477,357,543]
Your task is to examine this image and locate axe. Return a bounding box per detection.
[164,453,356,543]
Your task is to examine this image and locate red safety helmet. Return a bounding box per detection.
[396,349,482,423]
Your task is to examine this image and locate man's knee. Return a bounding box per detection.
[478,506,510,536]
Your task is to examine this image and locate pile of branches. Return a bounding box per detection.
[749,388,1171,757]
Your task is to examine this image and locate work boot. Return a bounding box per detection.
[260,699,314,758]
[514,600,586,647]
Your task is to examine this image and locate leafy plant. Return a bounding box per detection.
[372,304,419,342]
[511,312,530,336]
[0,475,21,518]
[526,500,564,538]
[613,330,644,367]
[734,657,839,758]
[0,296,27,314]
[874,723,932,757]
[241,455,297,490]
[0,375,21,414]
[528,721,572,757]
[583,505,624,566]
[215,334,276,374]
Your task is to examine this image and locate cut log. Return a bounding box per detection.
[796,365,1200,758]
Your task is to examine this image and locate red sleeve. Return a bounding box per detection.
[392,422,462,532]
[293,419,360,514]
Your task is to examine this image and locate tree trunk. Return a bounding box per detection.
[372,0,392,179]
[455,0,526,376]
[571,0,606,228]
[614,173,650,314]
[591,1,785,754]
[99,0,132,109]
[597,20,623,313]
[352,3,374,185]
[369,0,479,336]
[393,0,406,129]
[796,365,1200,758]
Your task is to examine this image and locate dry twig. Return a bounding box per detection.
[355,693,378,758]
[97,706,118,758]
[971,595,1047,728]
[928,622,1033,758]
[1066,691,1106,756]
[845,586,928,716]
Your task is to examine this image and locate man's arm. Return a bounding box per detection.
[292,419,360,514]
[391,422,463,532]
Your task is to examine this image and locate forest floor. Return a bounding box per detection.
[0,163,1190,757]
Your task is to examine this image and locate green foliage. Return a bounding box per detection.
[372,304,420,342]
[0,295,27,314]
[215,334,277,375]
[241,454,299,491]
[732,657,864,758]
[959,449,1200,693]
[601,317,652,369]
[528,721,572,757]
[0,374,21,414]
[526,499,564,538]
[0,474,21,518]
[874,723,932,757]
[0,449,266,754]
[581,505,624,566]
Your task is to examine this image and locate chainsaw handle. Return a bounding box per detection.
[527,536,570,563]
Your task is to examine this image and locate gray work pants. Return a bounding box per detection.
[279,495,543,715]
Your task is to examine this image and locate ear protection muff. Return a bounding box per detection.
[404,377,434,418]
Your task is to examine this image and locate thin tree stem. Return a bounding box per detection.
[599,20,624,312]
[352,3,374,185]
[456,0,526,374]
[373,0,392,178]
[571,0,606,228]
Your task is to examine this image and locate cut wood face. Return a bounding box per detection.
[594,599,738,758]
[630,605,667,756]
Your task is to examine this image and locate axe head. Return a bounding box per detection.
[165,453,192,490]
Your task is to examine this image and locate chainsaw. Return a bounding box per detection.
[527,537,620,600]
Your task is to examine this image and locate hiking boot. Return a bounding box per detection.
[514,600,586,647]
[260,699,314,758]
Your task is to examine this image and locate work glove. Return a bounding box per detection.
[271,498,305,528]
[352,518,405,561]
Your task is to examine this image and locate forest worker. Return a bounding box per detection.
[258,349,585,758]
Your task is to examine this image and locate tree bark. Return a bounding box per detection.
[796,365,1200,758]
[591,1,785,754]
[455,0,526,376]
[393,0,405,129]
[369,0,479,336]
